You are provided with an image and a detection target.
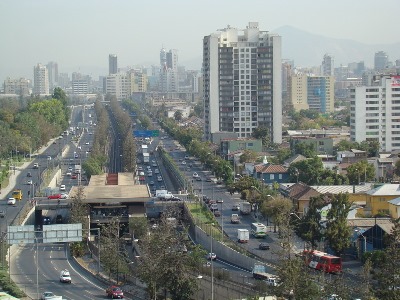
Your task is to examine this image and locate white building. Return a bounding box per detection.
[33,63,49,95]
[321,54,334,76]
[203,22,282,143]
[159,48,178,93]
[3,77,31,96]
[350,75,400,152]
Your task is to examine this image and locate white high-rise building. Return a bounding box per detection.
[203,22,282,143]
[159,48,178,93]
[350,75,400,152]
[33,64,49,95]
[46,61,58,91]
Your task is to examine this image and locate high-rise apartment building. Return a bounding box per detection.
[203,22,282,143]
[374,51,389,71]
[33,63,49,95]
[322,54,334,76]
[3,77,31,96]
[350,75,400,152]
[46,61,58,91]
[105,71,148,100]
[109,54,118,74]
[159,48,178,93]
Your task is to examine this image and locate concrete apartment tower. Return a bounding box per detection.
[322,54,334,76]
[203,22,282,143]
[46,61,58,91]
[374,51,389,71]
[159,48,178,93]
[350,75,400,152]
[109,54,118,74]
[33,63,49,95]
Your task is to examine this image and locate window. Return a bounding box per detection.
[279,174,282,180]
[270,174,274,180]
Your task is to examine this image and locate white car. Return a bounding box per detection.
[85,142,89,145]
[181,161,186,165]
[207,252,217,260]
[193,172,199,178]
[66,172,72,176]
[59,269,71,283]
[60,193,69,199]
[41,292,57,300]
[7,198,16,205]
[26,180,33,185]
[60,184,66,191]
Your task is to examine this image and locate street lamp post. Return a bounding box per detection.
[210,223,214,300]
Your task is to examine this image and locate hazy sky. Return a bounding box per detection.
[1,0,399,83]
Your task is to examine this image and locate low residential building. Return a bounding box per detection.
[388,197,400,218]
[365,184,400,216]
[220,138,262,158]
[253,161,289,186]
[290,137,334,155]
[336,149,367,163]
[283,154,306,168]
[282,182,321,217]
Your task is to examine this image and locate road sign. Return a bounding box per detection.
[133,130,159,137]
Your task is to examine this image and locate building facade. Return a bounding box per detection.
[374,51,389,71]
[350,75,400,152]
[159,48,178,93]
[289,74,334,113]
[46,61,58,91]
[33,63,49,95]
[321,54,334,76]
[109,54,118,74]
[203,22,282,143]
[3,77,31,96]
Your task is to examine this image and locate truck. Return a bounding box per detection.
[12,189,23,201]
[252,264,275,280]
[141,144,148,153]
[155,190,174,199]
[143,152,150,164]
[231,214,240,224]
[74,165,81,174]
[239,201,251,215]
[237,229,249,243]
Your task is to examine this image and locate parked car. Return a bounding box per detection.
[71,174,77,179]
[48,194,62,199]
[60,193,69,199]
[106,285,124,299]
[0,211,5,218]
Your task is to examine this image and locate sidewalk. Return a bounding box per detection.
[0,141,54,200]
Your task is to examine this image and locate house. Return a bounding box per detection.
[365,184,400,216]
[388,197,400,218]
[282,182,321,217]
[362,223,394,250]
[336,149,367,164]
[220,138,263,158]
[253,158,289,186]
[283,154,306,168]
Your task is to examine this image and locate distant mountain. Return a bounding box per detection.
[272,25,400,68]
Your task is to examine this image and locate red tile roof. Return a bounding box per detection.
[254,164,288,174]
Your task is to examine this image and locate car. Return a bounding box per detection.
[26,180,33,185]
[74,154,79,158]
[60,193,69,199]
[216,179,223,184]
[56,215,63,223]
[209,204,218,211]
[147,172,153,177]
[196,176,202,181]
[152,163,157,167]
[207,252,217,260]
[192,172,199,178]
[85,142,89,145]
[181,160,186,165]
[53,141,57,144]
[59,269,72,283]
[149,181,155,185]
[206,177,212,182]
[232,204,240,211]
[216,199,223,203]
[106,285,124,299]
[7,198,16,205]
[60,184,66,191]
[157,176,162,182]
[214,210,221,217]
[41,292,56,300]
[154,169,159,174]
[77,146,82,150]
[185,155,189,159]
[33,163,39,169]
[259,242,270,250]
[71,174,77,179]
[42,216,51,225]
[137,166,143,171]
[48,194,62,199]
[0,211,5,218]
[47,156,52,160]
[27,172,32,177]
[66,171,72,176]
[139,171,145,176]
[160,185,165,189]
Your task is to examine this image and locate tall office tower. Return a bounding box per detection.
[322,54,334,76]
[159,48,179,93]
[281,60,293,108]
[350,75,400,152]
[46,61,58,91]
[58,73,70,88]
[109,54,118,74]
[203,22,282,143]
[374,51,389,71]
[33,63,49,95]
[307,76,334,113]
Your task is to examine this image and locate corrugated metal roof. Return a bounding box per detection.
[347,218,392,227]
[311,184,373,194]
[388,197,400,206]
[367,184,400,196]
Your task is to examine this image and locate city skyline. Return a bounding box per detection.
[1,0,400,83]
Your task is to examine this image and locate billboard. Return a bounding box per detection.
[133,130,159,137]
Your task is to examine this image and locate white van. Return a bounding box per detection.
[59,269,71,283]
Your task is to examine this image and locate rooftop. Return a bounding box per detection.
[366,184,400,196]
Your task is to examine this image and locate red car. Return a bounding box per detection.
[47,194,62,199]
[106,286,124,299]
[71,174,77,179]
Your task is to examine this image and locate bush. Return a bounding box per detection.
[0,270,26,298]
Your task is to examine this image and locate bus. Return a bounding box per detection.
[251,223,267,238]
[301,250,342,274]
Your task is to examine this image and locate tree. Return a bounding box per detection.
[324,193,352,256]
[260,196,292,233]
[135,215,205,299]
[288,157,324,185]
[347,161,375,184]
[239,150,258,163]
[373,218,400,299]
[296,195,326,249]
[252,126,271,148]
[174,110,183,121]
[293,141,317,158]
